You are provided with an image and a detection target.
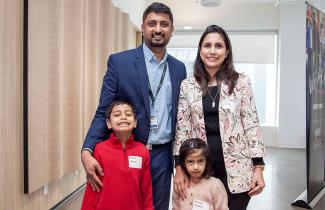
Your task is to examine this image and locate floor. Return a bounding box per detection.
[56,147,325,210]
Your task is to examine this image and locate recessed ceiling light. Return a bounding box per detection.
[201,0,222,7]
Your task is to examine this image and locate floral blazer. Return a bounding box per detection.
[174,73,266,193]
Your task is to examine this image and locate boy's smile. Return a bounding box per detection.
[107,104,137,133]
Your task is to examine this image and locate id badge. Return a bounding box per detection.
[150,116,158,129]
[192,199,209,210]
[222,99,231,109]
[128,156,142,169]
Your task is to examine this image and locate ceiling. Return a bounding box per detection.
[145,0,323,30]
[145,0,280,30]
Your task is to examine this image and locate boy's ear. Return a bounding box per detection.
[106,119,112,129]
[134,119,137,128]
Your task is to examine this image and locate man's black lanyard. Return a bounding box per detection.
[148,63,168,106]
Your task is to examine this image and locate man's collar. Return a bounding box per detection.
[143,43,167,65]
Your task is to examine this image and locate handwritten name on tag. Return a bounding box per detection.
[128,156,142,169]
[192,199,209,210]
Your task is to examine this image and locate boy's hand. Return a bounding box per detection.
[174,166,189,200]
[81,150,104,192]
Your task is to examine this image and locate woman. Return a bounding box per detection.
[173,25,266,210]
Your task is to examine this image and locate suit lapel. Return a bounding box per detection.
[135,46,150,119]
[167,57,177,120]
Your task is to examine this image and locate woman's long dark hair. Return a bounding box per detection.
[194,25,239,95]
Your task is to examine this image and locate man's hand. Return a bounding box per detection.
[81,150,104,192]
[173,166,189,200]
[248,167,265,196]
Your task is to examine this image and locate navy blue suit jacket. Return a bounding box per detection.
[83,45,187,151]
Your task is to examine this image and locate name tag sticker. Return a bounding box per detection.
[150,116,158,129]
[222,99,230,109]
[192,199,209,210]
[128,156,142,169]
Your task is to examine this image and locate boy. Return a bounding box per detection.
[81,100,153,210]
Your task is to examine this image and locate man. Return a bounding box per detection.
[81,2,187,210]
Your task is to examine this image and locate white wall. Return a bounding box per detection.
[277,3,306,148]
[111,0,146,29]
[146,1,280,30]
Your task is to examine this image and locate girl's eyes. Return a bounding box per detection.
[186,159,206,165]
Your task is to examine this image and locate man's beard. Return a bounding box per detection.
[146,32,169,48]
[147,41,168,48]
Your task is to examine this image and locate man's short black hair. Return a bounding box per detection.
[142,2,173,24]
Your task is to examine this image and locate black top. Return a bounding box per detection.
[203,85,227,177]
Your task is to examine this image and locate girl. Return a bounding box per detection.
[172,138,229,210]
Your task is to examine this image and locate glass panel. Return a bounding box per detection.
[235,63,277,126]
[167,48,197,76]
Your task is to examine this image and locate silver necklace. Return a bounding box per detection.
[207,86,219,108]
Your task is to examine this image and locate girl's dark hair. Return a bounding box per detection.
[179,138,213,179]
[194,24,239,95]
[142,2,173,24]
[105,100,136,120]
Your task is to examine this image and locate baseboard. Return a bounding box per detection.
[266,145,306,149]
[50,183,86,210]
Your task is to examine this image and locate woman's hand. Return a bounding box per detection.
[248,167,265,196]
[174,166,190,200]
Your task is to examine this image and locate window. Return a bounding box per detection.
[167,48,197,76]
[235,63,277,126]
